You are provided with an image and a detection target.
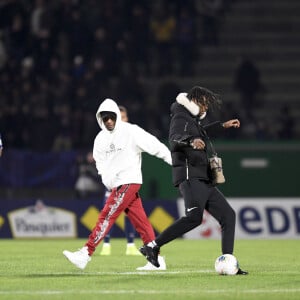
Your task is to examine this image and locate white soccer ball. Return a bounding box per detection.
[214,254,239,275]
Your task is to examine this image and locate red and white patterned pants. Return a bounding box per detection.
[85,184,155,255]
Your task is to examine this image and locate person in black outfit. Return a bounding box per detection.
[140,86,248,275]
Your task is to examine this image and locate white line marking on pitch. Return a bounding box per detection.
[12,269,214,277]
[0,289,300,295]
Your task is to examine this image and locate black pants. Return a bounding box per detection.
[156,178,236,254]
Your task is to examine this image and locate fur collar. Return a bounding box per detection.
[176,93,199,116]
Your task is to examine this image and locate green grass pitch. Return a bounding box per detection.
[0,239,299,300]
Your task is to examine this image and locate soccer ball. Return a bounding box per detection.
[214,254,239,275]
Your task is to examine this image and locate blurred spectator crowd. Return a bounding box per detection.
[0,0,294,153]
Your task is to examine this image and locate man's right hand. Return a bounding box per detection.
[190,138,205,150]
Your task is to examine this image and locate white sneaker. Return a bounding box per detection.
[63,246,91,270]
[100,243,111,256]
[136,255,166,271]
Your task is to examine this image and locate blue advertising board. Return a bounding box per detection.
[0,198,179,238]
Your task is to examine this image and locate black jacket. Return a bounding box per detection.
[169,101,222,187]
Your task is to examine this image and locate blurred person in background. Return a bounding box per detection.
[74,151,103,199]
[176,6,196,76]
[100,105,141,256]
[63,98,172,271]
[149,6,176,76]
[0,133,3,157]
[234,56,264,111]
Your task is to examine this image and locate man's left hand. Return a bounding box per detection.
[223,119,240,129]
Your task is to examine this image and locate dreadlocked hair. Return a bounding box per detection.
[187,86,222,111]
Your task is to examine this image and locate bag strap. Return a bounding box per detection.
[205,134,218,157]
[197,125,217,157]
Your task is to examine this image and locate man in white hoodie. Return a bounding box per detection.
[100,105,142,256]
[63,98,172,270]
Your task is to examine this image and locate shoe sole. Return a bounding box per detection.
[136,267,166,271]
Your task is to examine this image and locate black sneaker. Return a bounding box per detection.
[143,245,160,268]
[237,268,248,275]
[139,245,147,257]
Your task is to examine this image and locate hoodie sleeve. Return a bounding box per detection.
[92,134,115,190]
[92,134,105,176]
[132,125,172,165]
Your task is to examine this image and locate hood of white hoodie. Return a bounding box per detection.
[96,98,121,131]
